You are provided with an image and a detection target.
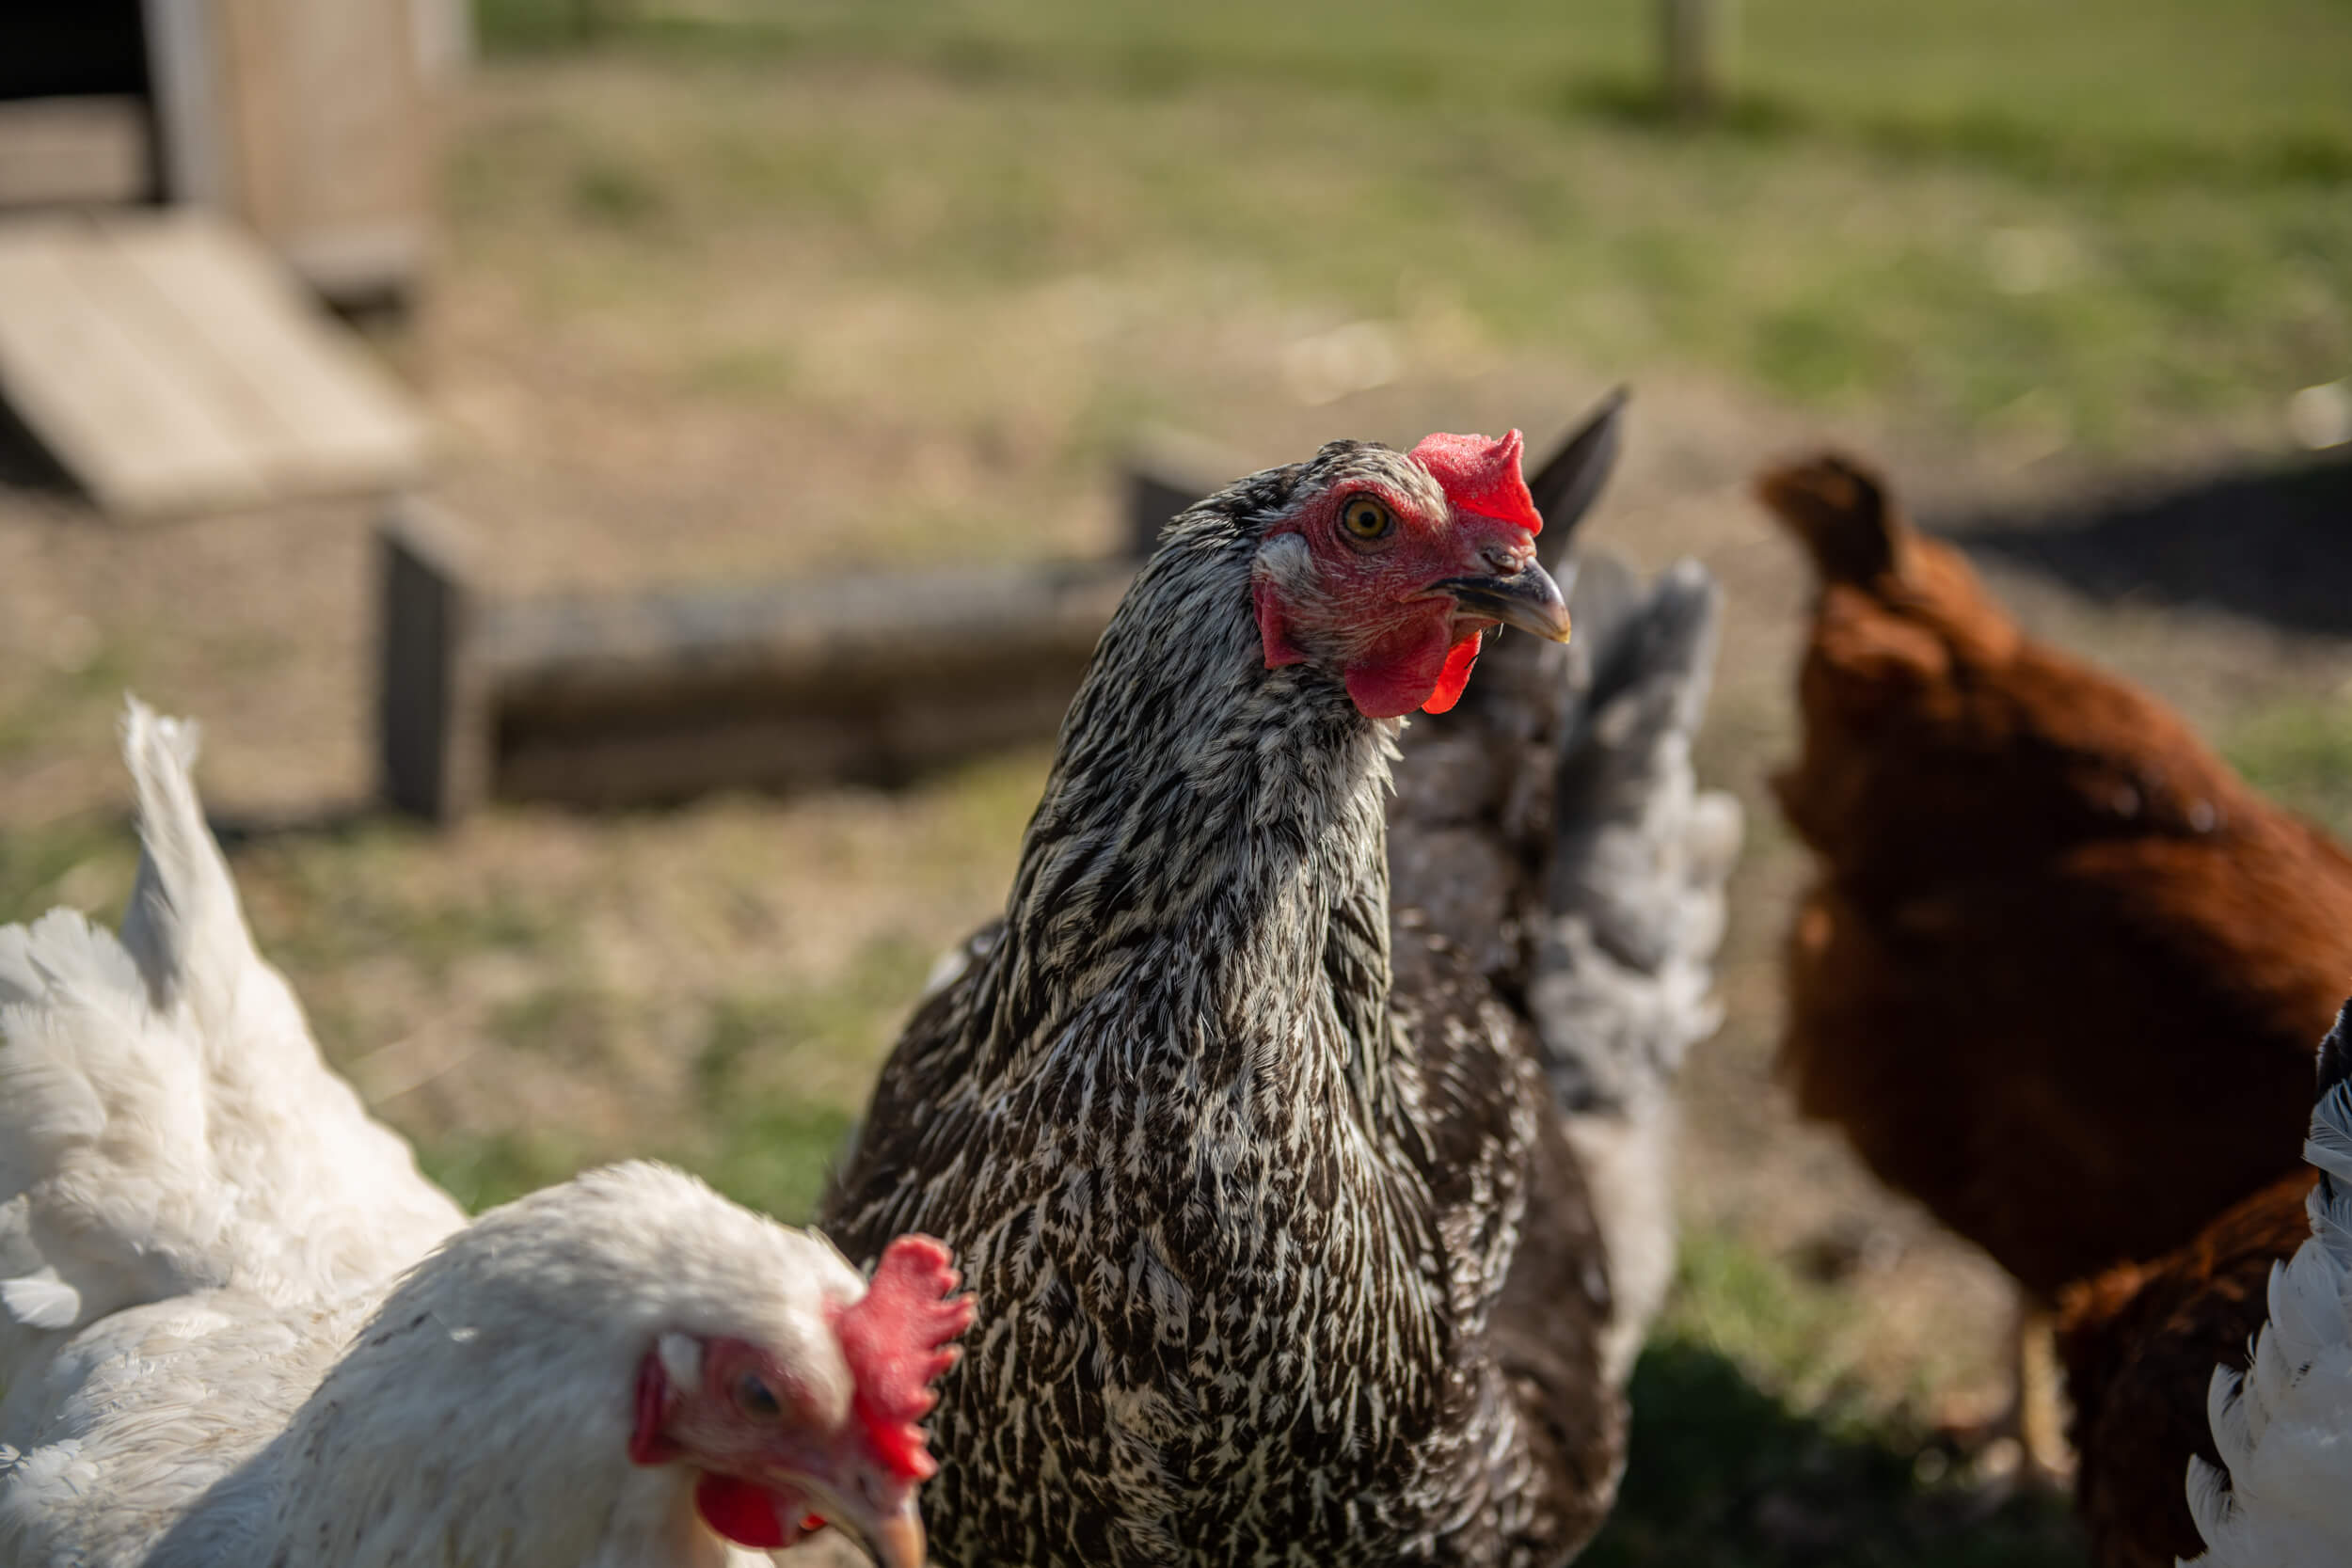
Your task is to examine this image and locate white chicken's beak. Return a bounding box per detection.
[791,1474,927,1568]
[847,1497,926,1568]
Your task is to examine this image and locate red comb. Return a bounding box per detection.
[835,1234,975,1481]
[1407,430,1541,536]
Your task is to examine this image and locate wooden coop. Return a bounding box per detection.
[0,1,453,516]
[0,0,463,302]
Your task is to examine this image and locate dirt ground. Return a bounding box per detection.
[4,52,2350,1566]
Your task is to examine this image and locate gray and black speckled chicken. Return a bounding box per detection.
[822,396,1741,1568]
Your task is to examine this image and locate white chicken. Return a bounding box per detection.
[0,704,970,1568]
[2182,1002,2352,1568]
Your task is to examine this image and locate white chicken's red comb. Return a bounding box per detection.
[1408,430,1542,536]
[835,1234,975,1481]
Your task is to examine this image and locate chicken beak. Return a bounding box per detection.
[838,1493,927,1568]
[1430,560,1573,643]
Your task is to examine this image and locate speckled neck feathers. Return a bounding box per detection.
[981,465,1401,1107]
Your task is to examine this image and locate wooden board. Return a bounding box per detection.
[0,210,429,515]
[0,97,151,208]
[146,0,436,303]
[375,502,1134,818]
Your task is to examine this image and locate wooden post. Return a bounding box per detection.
[1660,0,1730,119]
[141,0,434,306]
[1123,427,1251,560]
[376,498,485,822]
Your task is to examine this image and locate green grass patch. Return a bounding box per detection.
[686,936,934,1218]
[474,0,2352,190]
[0,814,135,928]
[447,37,2352,460]
[2224,696,2352,839]
[492,984,632,1069]
[239,821,570,979]
[1589,1227,2086,1565]
[694,1099,860,1227]
[1588,1341,2084,1567]
[419,1128,596,1213]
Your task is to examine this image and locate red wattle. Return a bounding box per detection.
[695,1473,790,1548]
[1255,580,1308,670]
[1343,621,1463,720]
[1420,634,1484,715]
[628,1353,680,1466]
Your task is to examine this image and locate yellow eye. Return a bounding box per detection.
[1339,495,1392,543]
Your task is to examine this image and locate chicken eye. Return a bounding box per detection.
[1339,495,1392,544]
[734,1373,783,1421]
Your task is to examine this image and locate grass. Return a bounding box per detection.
[477,0,2352,162]
[2224,695,2352,838]
[1585,1227,2084,1564]
[447,3,2351,467]
[414,939,922,1220]
[1591,1343,2082,1567]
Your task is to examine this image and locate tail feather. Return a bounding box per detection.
[117,707,241,1018]
[1531,555,1741,1117]
[0,703,463,1387]
[1443,551,1732,1388]
[2182,1076,2352,1565]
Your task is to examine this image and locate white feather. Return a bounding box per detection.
[0,707,882,1567]
[2180,1082,2352,1565]
[0,1275,80,1332]
[0,701,462,1391]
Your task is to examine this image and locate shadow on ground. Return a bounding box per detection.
[1585,1342,2087,1568]
[1936,451,2352,639]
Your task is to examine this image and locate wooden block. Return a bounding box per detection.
[480,558,1132,806]
[0,217,272,515]
[376,498,487,822]
[1123,426,1250,558]
[1661,0,1734,118]
[203,0,434,304]
[375,498,1136,818]
[93,211,430,491]
[0,97,151,208]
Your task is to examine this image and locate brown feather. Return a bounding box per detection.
[1763,451,2352,1299]
[2058,1171,2317,1568]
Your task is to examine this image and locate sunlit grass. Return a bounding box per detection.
[2224,694,2352,839]
[445,28,2351,464]
[476,0,2352,174]
[1587,1227,2085,1565]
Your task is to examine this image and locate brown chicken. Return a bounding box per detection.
[1758,452,2352,1546]
[2057,1168,2318,1568]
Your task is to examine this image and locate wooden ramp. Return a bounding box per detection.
[0,211,428,516]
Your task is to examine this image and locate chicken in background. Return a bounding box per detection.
[2174,1002,2352,1568]
[1758,452,2352,1544]
[0,705,970,1568]
[825,398,1741,1566]
[2057,1166,2315,1568]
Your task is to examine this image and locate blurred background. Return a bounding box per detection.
[1,3,2348,1562]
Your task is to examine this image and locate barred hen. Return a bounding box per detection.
[824,396,1741,1567]
[1758,451,2352,1526]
